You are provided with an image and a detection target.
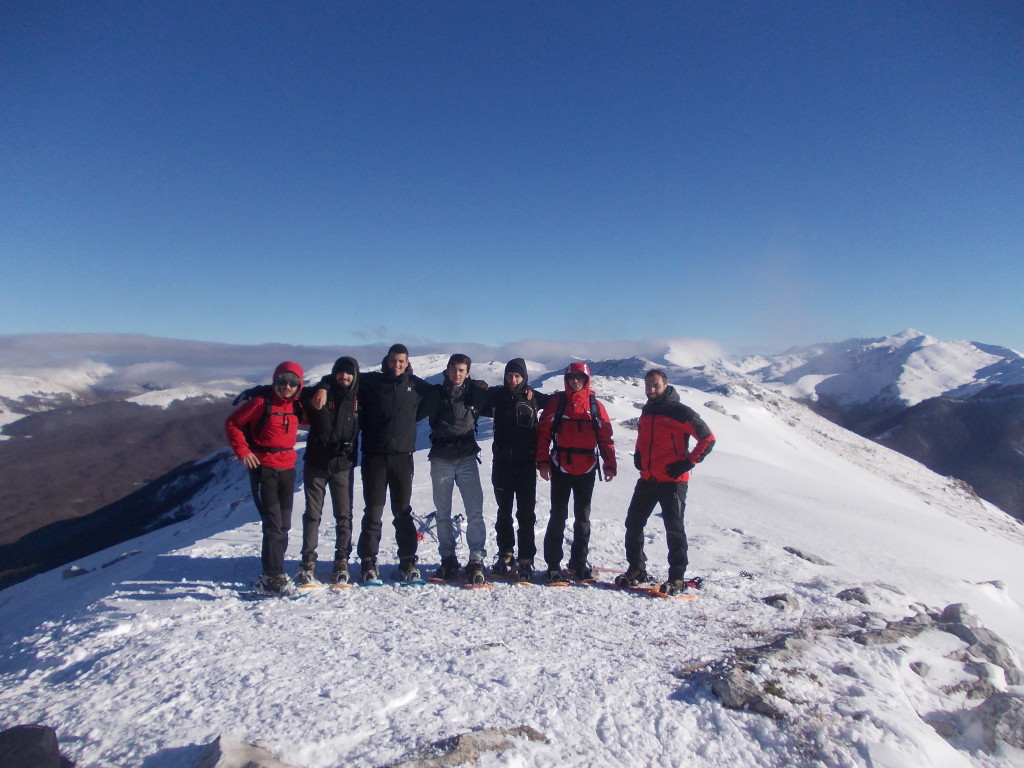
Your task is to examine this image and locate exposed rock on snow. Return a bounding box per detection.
[384,726,549,768]
[0,724,73,768]
[705,603,1024,755]
[782,546,833,566]
[195,734,298,768]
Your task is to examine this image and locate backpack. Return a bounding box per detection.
[549,391,604,478]
[431,381,481,434]
[233,385,304,451]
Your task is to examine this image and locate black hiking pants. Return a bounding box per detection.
[358,452,418,561]
[624,478,688,580]
[301,459,355,568]
[492,461,537,562]
[249,465,296,578]
[544,468,595,568]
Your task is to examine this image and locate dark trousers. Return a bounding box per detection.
[300,460,354,568]
[358,452,418,561]
[625,479,689,580]
[248,466,296,577]
[492,461,537,561]
[544,469,595,568]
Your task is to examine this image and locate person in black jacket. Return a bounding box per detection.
[479,358,549,581]
[296,356,360,586]
[420,354,491,584]
[313,344,432,583]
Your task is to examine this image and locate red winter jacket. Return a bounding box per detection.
[225,361,306,470]
[536,362,616,476]
[635,385,715,483]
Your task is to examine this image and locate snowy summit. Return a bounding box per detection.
[1,352,1023,768]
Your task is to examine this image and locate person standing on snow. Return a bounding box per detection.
[420,354,491,584]
[535,361,616,583]
[295,356,360,587]
[480,357,550,582]
[314,344,432,584]
[618,369,715,595]
[225,361,307,596]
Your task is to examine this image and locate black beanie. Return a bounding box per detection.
[504,358,528,380]
[332,357,357,376]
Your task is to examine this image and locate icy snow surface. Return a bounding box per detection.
[1,369,1022,767]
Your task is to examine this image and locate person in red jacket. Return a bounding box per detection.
[536,362,616,583]
[225,361,306,595]
[618,369,715,595]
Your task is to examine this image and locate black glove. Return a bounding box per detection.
[633,452,642,470]
[666,459,695,477]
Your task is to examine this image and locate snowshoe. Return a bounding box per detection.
[544,565,570,586]
[659,579,689,596]
[567,561,595,581]
[465,560,486,585]
[614,567,652,588]
[432,556,462,582]
[260,574,299,597]
[293,566,319,587]
[396,557,423,584]
[491,552,515,577]
[515,560,534,583]
[360,558,382,585]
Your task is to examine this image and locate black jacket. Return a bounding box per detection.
[357,359,432,455]
[421,374,491,462]
[303,357,360,470]
[480,367,550,466]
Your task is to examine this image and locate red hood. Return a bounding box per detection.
[273,361,304,401]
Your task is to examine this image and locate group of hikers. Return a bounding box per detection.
[225,344,716,597]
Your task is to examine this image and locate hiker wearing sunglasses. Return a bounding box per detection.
[226,361,306,596]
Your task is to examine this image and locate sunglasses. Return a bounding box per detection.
[275,375,300,388]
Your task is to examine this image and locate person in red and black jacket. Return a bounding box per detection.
[225,361,306,595]
[620,369,715,595]
[536,361,616,583]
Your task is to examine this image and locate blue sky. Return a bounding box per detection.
[3,2,1022,355]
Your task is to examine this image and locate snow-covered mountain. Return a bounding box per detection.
[1,365,1022,767]
[735,329,1024,411]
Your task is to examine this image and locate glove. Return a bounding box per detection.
[633,452,642,470]
[666,459,695,478]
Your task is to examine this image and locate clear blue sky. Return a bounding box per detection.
[3,2,1022,354]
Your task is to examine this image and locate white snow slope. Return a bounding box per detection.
[1,365,1023,768]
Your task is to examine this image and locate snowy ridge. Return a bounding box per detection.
[739,330,1024,409]
[1,372,1023,767]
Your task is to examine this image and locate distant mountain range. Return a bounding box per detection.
[1,329,1021,588]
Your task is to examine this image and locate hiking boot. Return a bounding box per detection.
[329,562,350,585]
[544,565,566,584]
[465,560,486,585]
[259,574,298,597]
[293,566,318,586]
[568,561,594,581]
[660,579,688,596]
[360,558,380,583]
[396,556,421,582]
[615,567,651,588]
[435,556,461,581]
[491,552,514,577]
[516,559,534,582]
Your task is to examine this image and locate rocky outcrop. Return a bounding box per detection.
[383,726,549,768]
[705,601,1023,755]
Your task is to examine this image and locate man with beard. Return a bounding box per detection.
[296,356,360,586]
[480,358,549,581]
[617,369,715,595]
